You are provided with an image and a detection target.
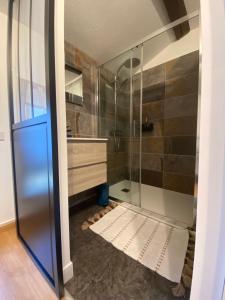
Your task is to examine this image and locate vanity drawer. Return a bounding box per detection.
[68,163,107,196]
[67,142,107,168]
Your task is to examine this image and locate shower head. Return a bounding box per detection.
[116,57,141,75]
[124,58,140,69]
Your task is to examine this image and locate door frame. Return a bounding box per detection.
[7,0,64,298]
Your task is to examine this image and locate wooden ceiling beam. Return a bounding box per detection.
[162,0,190,39]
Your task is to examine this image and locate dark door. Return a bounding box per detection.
[8,0,63,297]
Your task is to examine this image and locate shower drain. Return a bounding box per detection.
[121,188,130,193]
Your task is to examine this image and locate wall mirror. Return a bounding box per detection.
[65,64,83,106]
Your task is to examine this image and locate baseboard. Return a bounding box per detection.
[0,218,16,232]
[64,289,74,300]
[63,261,74,283]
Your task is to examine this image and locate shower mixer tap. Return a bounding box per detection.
[111,129,122,152]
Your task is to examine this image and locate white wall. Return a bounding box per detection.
[0,3,15,226]
[190,1,225,299]
[55,0,73,283]
[143,27,199,70]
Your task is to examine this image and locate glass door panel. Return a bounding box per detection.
[98,46,143,208]
[19,0,32,121]
[129,45,143,207]
[13,0,47,123]
[140,18,199,225]
[31,1,47,117]
[99,50,133,204]
[11,0,20,123]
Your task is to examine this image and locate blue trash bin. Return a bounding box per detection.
[97,183,109,206]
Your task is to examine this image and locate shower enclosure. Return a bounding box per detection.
[98,15,199,228]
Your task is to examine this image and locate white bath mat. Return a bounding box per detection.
[90,205,189,283]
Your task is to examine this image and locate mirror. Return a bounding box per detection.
[65,64,83,106]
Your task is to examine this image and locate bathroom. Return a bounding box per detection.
[4,0,225,298]
[64,0,199,299]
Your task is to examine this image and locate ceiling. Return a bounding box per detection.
[65,0,199,64]
[0,0,8,15]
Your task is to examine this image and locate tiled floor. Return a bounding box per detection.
[65,204,190,300]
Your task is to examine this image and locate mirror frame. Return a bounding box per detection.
[65,64,83,106]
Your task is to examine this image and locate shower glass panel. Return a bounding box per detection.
[129,46,142,207]
[140,16,199,226]
[98,49,142,206]
[19,0,32,121]
[99,14,199,227]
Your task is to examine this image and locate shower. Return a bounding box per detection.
[113,57,141,152]
[98,15,199,226]
[116,58,140,76]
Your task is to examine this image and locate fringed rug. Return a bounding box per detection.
[90,205,189,283]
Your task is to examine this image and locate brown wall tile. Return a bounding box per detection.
[163,173,195,195]
[98,99,115,120]
[163,155,196,176]
[108,166,129,185]
[164,116,197,136]
[98,117,114,138]
[142,100,163,121]
[142,83,165,103]
[142,154,163,172]
[142,120,164,137]
[130,138,141,153]
[143,65,165,86]
[164,94,198,119]
[141,170,163,188]
[107,137,128,153]
[130,153,141,170]
[164,136,196,155]
[165,72,199,98]
[107,152,128,169]
[165,51,199,80]
[99,51,199,194]
[142,137,164,154]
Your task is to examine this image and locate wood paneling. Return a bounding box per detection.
[68,163,107,196]
[67,142,106,168]
[67,140,107,196]
[162,0,190,40]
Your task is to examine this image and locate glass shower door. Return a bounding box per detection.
[129,45,143,207]
[98,50,133,203]
[99,14,199,226]
[98,47,142,207]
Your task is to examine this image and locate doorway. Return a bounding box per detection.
[8,0,63,297]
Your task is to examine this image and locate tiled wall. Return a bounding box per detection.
[65,43,101,205]
[65,41,98,138]
[99,51,199,195]
[68,46,199,195]
[139,50,199,195]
